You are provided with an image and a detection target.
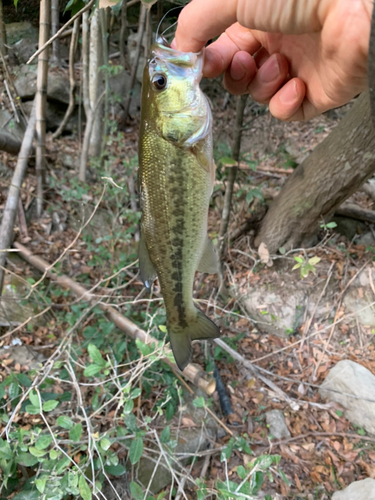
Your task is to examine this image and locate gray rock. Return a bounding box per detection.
[332,478,375,500]
[0,345,45,370]
[109,70,141,117]
[11,37,39,64]
[265,410,291,439]
[343,278,375,327]
[14,65,70,104]
[5,22,38,45]
[22,100,80,134]
[137,389,218,493]
[0,275,42,328]
[320,360,375,435]
[0,108,25,141]
[128,31,148,84]
[356,231,375,247]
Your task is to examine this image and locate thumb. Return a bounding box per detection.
[174,0,329,52]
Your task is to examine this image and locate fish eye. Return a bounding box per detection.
[152,73,167,91]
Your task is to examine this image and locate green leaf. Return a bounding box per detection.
[35,475,48,494]
[0,438,13,460]
[57,415,74,429]
[308,256,321,266]
[237,465,246,480]
[129,437,143,464]
[29,389,40,407]
[43,400,59,412]
[36,435,53,450]
[136,338,152,356]
[12,492,39,500]
[16,373,32,387]
[130,481,144,500]
[294,256,304,264]
[220,156,236,166]
[124,413,138,433]
[25,404,41,415]
[100,437,112,451]
[88,343,106,366]
[50,449,58,460]
[79,474,92,500]
[279,469,291,486]
[84,364,103,377]
[160,426,170,444]
[8,381,21,400]
[123,399,134,414]
[29,446,48,457]
[192,396,205,408]
[16,452,39,467]
[104,463,126,476]
[158,325,167,333]
[249,471,264,495]
[69,423,83,442]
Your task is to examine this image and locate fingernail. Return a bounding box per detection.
[230,54,247,81]
[259,56,280,83]
[279,80,298,105]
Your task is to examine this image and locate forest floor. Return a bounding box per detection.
[1,70,375,500]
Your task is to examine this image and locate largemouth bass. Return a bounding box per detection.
[138,40,220,371]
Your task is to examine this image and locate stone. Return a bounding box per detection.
[0,108,25,142]
[22,100,80,134]
[128,31,148,84]
[265,410,291,439]
[0,345,45,371]
[108,70,141,117]
[14,65,70,104]
[137,389,218,493]
[5,22,38,45]
[0,275,41,328]
[319,360,375,435]
[11,37,39,64]
[332,478,375,500]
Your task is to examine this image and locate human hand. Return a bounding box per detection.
[174,0,373,121]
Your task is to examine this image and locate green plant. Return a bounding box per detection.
[292,255,321,279]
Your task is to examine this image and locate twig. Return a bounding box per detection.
[27,0,96,65]
[13,242,216,395]
[4,80,19,123]
[214,338,300,411]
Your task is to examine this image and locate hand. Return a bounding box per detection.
[174,0,373,120]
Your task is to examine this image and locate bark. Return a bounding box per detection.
[52,16,80,139]
[35,0,51,218]
[51,0,60,63]
[88,8,103,158]
[0,131,22,155]
[255,92,375,252]
[119,0,128,69]
[123,3,147,120]
[82,11,90,117]
[218,94,248,257]
[0,101,36,293]
[14,241,216,395]
[369,2,375,127]
[0,0,6,56]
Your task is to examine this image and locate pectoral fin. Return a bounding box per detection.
[197,236,220,275]
[138,231,157,292]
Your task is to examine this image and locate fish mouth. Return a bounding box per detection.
[150,41,204,75]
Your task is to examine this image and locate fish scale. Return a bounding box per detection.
[138,41,221,371]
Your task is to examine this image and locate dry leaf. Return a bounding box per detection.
[258,242,273,267]
[181,417,196,427]
[99,0,121,8]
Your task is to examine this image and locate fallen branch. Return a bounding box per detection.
[0,100,36,293]
[335,203,375,224]
[13,242,216,396]
[223,162,293,175]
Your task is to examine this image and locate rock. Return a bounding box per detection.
[356,231,375,247]
[343,268,375,327]
[128,31,148,84]
[11,37,39,64]
[0,345,46,370]
[332,215,366,240]
[22,100,80,134]
[0,275,42,328]
[0,108,25,142]
[5,22,38,45]
[265,410,291,439]
[332,478,375,500]
[108,70,141,117]
[319,360,375,435]
[137,389,218,493]
[14,65,70,104]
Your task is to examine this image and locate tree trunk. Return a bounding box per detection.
[0,101,36,294]
[0,0,7,56]
[88,8,103,159]
[120,0,128,69]
[51,0,60,63]
[35,0,51,218]
[255,92,375,253]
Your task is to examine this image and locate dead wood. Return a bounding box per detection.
[14,242,216,396]
[0,131,22,155]
[335,203,375,224]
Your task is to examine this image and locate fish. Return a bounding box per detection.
[138,39,221,371]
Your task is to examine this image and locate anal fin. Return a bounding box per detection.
[197,236,220,275]
[138,230,157,292]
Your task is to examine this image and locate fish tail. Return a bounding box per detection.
[169,309,220,371]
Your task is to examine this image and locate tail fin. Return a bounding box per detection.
[169,309,220,371]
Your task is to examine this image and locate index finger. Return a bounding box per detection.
[174,0,237,52]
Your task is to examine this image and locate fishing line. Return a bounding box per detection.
[155,5,182,42]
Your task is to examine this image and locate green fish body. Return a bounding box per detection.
[138,41,220,371]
